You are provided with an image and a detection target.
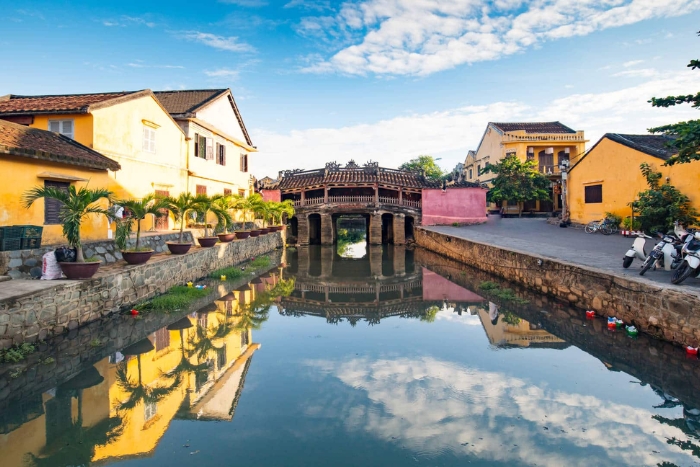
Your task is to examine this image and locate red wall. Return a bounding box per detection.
[421,188,487,226]
[422,269,486,302]
[261,189,281,202]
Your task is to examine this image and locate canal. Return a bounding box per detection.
[1,243,700,466]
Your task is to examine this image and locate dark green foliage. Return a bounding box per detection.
[478,281,529,305]
[630,163,698,233]
[648,31,700,165]
[139,286,209,312]
[336,228,365,255]
[482,155,550,216]
[115,194,169,251]
[0,343,35,363]
[249,256,271,268]
[210,266,246,281]
[399,155,445,181]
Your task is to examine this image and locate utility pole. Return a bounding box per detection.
[560,159,570,222]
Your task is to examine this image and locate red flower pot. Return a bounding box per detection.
[217,233,235,243]
[235,231,251,239]
[198,237,219,248]
[250,230,262,237]
[167,243,192,255]
[59,261,101,279]
[122,250,154,265]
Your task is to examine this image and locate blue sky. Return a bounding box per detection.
[3,0,700,178]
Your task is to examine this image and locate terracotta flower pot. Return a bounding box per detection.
[249,230,262,237]
[259,228,270,235]
[198,237,219,248]
[122,250,154,265]
[167,242,192,255]
[59,261,101,279]
[235,231,251,239]
[217,233,236,243]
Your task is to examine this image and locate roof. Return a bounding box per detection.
[491,122,576,134]
[0,119,120,171]
[0,90,148,116]
[274,161,482,190]
[153,89,254,147]
[604,133,677,160]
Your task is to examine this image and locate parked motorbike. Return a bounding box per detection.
[623,233,651,269]
[638,232,683,276]
[671,231,700,285]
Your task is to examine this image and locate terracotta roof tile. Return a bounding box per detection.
[153,89,227,115]
[0,91,141,116]
[605,133,677,160]
[0,120,120,171]
[491,122,576,134]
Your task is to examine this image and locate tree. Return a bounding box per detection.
[193,194,232,238]
[241,193,265,230]
[399,155,444,181]
[481,155,551,217]
[648,31,700,166]
[630,163,698,233]
[164,192,200,244]
[115,194,169,251]
[22,185,113,262]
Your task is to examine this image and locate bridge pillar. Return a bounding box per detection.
[393,246,406,276]
[369,245,383,277]
[321,246,334,277]
[298,214,309,246]
[369,213,382,245]
[321,213,334,245]
[393,214,406,245]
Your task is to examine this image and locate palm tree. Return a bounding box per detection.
[212,194,239,233]
[22,185,113,262]
[194,194,232,238]
[164,192,200,244]
[115,193,169,251]
[241,193,264,230]
[269,200,295,226]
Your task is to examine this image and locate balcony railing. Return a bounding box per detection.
[293,196,421,208]
[502,131,586,143]
[538,165,562,176]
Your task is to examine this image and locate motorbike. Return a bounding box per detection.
[623,233,651,269]
[638,232,683,276]
[671,231,700,285]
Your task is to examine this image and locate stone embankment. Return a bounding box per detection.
[415,227,700,347]
[0,232,283,347]
[0,249,283,409]
[414,248,700,411]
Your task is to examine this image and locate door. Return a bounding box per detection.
[155,190,169,230]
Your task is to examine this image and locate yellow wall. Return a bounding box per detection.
[0,155,117,244]
[31,114,94,146]
[568,138,700,224]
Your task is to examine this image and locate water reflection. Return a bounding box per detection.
[3,246,700,466]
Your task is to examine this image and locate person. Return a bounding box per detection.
[488,302,499,326]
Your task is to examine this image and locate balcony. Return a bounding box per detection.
[502,131,586,143]
[293,196,421,208]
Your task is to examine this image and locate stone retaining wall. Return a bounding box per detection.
[0,232,283,347]
[415,227,700,347]
[0,231,196,279]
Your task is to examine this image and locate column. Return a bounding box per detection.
[374,183,379,207]
[393,245,406,276]
[324,185,329,203]
[393,214,406,245]
[300,190,306,206]
[321,246,334,278]
[369,245,382,278]
[369,213,383,245]
[399,189,403,205]
[321,213,334,245]
[298,214,309,246]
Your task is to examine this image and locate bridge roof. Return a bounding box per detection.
[273,160,482,191]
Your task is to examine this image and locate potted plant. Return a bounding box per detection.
[255,201,271,234]
[22,185,113,279]
[115,194,169,264]
[164,193,200,254]
[212,194,236,243]
[244,194,265,237]
[269,200,295,231]
[193,194,232,247]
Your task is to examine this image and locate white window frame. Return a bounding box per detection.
[142,125,156,153]
[144,401,157,421]
[48,119,74,139]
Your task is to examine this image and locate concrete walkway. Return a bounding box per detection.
[0,279,80,302]
[426,216,700,290]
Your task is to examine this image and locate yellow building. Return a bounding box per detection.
[0,119,120,244]
[0,90,188,233]
[568,133,700,225]
[476,303,568,349]
[153,89,257,199]
[465,122,587,213]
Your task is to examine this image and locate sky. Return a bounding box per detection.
[2,0,700,179]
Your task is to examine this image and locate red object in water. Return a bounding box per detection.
[585,310,595,319]
[687,346,698,356]
[607,322,616,329]
[130,309,139,316]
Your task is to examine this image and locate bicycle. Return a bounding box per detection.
[584,218,619,235]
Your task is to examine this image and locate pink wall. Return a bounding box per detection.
[261,189,281,202]
[421,188,487,226]
[422,269,486,302]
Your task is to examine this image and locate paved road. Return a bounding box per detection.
[426,217,700,291]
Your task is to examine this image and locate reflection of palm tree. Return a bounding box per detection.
[654,407,700,461]
[162,318,209,379]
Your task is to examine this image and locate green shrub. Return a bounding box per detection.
[210,266,246,281]
[250,256,271,268]
[140,286,209,312]
[0,343,36,363]
[604,212,623,227]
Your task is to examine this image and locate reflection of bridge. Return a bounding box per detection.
[262,160,484,245]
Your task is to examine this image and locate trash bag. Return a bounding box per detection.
[54,247,77,263]
[41,251,63,280]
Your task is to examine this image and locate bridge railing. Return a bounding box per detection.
[293,196,422,208]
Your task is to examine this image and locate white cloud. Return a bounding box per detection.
[250,73,700,177]
[302,356,697,466]
[613,68,658,77]
[204,68,240,79]
[299,0,700,76]
[285,0,331,11]
[219,0,268,6]
[127,62,184,69]
[180,31,255,52]
[102,15,155,28]
[623,59,645,67]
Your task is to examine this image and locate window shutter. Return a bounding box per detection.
[44,181,70,225]
[198,135,207,158]
[215,143,221,164]
[194,133,199,158]
[48,121,60,133]
[206,138,214,160]
[221,144,226,166]
[62,120,73,139]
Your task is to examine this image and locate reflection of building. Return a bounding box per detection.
[477,303,568,349]
[0,279,265,466]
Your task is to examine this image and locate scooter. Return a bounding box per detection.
[623,233,651,269]
[671,231,700,285]
[638,232,683,276]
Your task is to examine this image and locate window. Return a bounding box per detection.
[468,168,473,179]
[144,401,157,421]
[44,181,70,225]
[216,345,227,370]
[48,120,74,139]
[241,330,249,347]
[142,125,156,153]
[223,188,232,196]
[238,189,246,197]
[216,143,226,165]
[476,164,481,175]
[240,154,248,173]
[194,133,207,159]
[585,185,603,204]
[154,327,170,351]
[196,185,207,195]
